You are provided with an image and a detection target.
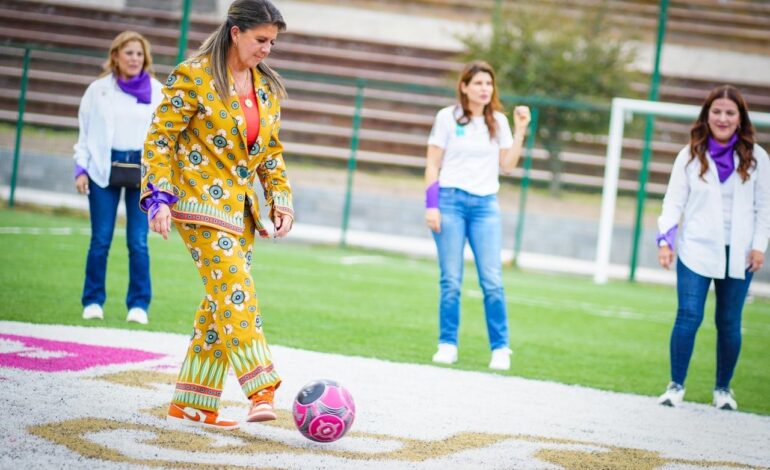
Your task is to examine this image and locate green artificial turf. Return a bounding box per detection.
[1,206,768,414]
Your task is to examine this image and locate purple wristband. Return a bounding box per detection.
[425,181,440,209]
[656,224,678,250]
[74,164,88,179]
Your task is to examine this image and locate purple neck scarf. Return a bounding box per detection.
[708,133,738,183]
[117,70,151,104]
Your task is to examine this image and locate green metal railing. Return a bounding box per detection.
[176,0,192,65]
[629,0,668,282]
[9,48,31,208]
[339,78,366,247]
[513,107,540,266]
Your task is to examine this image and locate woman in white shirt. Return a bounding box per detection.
[73,31,163,325]
[656,85,770,410]
[424,61,530,370]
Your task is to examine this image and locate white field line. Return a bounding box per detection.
[468,289,770,338]
[339,255,387,266]
[0,226,92,235]
[0,227,170,237]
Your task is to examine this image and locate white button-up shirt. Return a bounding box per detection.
[658,144,770,279]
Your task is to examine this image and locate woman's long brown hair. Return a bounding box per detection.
[456,61,503,140]
[689,85,755,182]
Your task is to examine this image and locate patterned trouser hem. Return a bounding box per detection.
[172,383,223,412]
[241,367,281,398]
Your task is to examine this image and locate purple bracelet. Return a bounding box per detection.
[656,224,678,249]
[425,181,439,209]
[74,164,88,179]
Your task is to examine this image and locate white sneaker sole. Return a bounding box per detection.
[166,414,240,430]
[714,402,737,411]
[432,357,457,365]
[126,312,148,324]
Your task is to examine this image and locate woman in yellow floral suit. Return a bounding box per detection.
[141,0,292,430]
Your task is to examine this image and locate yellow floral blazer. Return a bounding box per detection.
[141,56,292,237]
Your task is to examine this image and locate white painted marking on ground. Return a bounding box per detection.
[339,255,387,266]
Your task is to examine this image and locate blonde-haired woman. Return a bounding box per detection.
[74,31,163,325]
[141,0,292,429]
[425,61,530,371]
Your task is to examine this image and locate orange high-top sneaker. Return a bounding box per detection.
[167,403,239,429]
[247,386,277,422]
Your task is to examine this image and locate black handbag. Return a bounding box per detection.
[109,149,141,188]
[109,161,141,188]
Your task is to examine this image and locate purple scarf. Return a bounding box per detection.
[117,70,152,104]
[708,133,738,183]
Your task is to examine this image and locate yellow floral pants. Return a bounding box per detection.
[172,213,280,412]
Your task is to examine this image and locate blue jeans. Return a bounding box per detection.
[670,249,752,390]
[81,152,151,311]
[432,188,508,350]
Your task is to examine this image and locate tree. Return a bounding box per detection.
[460,2,641,195]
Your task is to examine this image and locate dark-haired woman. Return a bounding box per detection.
[424,60,530,371]
[141,0,292,429]
[656,85,770,410]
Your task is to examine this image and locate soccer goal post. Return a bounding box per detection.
[593,97,770,285]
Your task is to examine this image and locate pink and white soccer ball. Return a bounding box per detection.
[292,379,356,442]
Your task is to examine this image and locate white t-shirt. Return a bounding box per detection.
[111,86,158,151]
[427,105,513,196]
[721,171,735,243]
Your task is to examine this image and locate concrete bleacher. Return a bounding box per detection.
[1,0,769,197]
[331,0,770,54]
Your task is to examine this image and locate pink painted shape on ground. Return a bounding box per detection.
[0,333,164,372]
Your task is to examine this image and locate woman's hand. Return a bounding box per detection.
[426,208,441,233]
[273,212,293,238]
[748,249,764,272]
[512,106,531,135]
[658,245,674,269]
[75,174,89,195]
[149,204,172,240]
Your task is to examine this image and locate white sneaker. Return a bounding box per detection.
[82,304,104,320]
[658,382,685,407]
[431,344,458,364]
[489,347,513,370]
[713,389,737,410]
[126,307,148,325]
